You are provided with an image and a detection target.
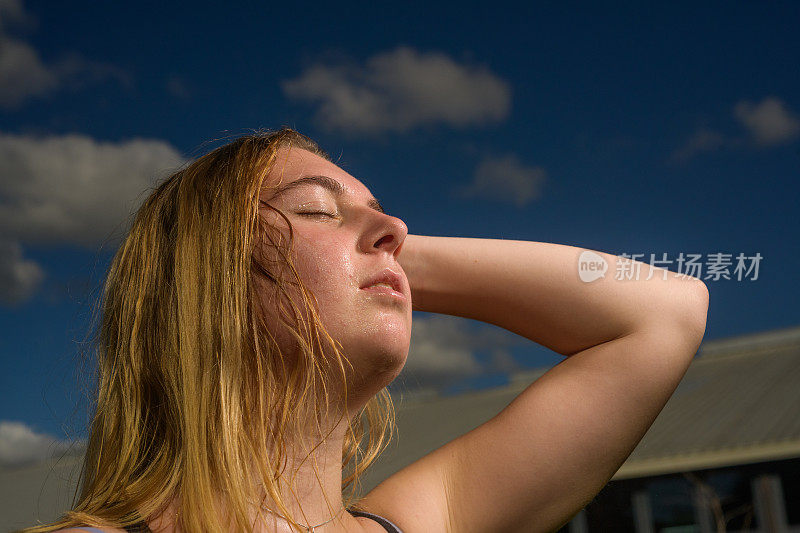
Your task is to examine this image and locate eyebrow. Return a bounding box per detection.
[268,174,385,214]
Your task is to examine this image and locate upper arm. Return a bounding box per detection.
[363,315,707,533]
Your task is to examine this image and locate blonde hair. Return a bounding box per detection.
[19,127,397,533]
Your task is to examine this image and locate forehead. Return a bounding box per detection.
[263,146,372,199]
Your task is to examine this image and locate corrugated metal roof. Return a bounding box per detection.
[0,453,84,530]
[615,324,800,478]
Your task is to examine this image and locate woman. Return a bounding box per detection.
[23,127,708,533]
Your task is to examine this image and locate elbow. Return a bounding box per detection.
[682,279,709,343]
[639,278,710,353]
[667,279,710,353]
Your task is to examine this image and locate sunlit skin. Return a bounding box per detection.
[255,145,413,408]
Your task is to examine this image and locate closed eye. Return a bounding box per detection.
[297,211,337,219]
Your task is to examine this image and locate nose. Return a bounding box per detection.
[359,211,408,258]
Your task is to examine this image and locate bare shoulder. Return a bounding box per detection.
[358,448,453,533]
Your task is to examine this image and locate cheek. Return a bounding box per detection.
[292,236,357,304]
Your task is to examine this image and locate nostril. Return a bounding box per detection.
[375,235,394,248]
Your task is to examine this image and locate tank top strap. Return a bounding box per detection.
[348,508,404,533]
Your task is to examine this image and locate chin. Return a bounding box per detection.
[363,342,407,379]
[342,342,408,400]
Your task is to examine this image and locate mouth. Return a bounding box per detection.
[359,268,407,300]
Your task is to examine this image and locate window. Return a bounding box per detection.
[648,476,697,532]
[701,470,757,531]
[584,480,636,532]
[779,458,800,526]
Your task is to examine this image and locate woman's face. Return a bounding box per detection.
[256,145,412,400]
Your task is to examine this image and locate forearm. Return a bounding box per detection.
[397,234,708,356]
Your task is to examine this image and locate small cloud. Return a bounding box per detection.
[166,75,190,99]
[281,46,511,135]
[734,96,800,146]
[455,153,546,207]
[0,239,43,304]
[52,51,133,92]
[670,128,725,163]
[0,131,187,247]
[405,315,482,386]
[0,0,130,110]
[0,420,84,468]
[0,34,59,108]
[402,314,524,390]
[486,349,519,374]
[670,96,798,162]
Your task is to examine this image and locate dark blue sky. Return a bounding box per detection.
[1,0,798,454]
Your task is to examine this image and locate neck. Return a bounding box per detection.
[147,411,362,533]
[254,421,350,531]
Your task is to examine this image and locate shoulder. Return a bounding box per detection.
[358,457,451,533]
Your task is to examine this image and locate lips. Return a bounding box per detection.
[359,268,405,297]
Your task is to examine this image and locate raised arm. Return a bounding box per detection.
[362,234,709,533]
[397,234,707,355]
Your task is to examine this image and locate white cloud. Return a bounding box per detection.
[455,154,546,207]
[0,0,129,109]
[405,315,482,382]
[0,239,43,305]
[0,34,58,108]
[0,131,185,304]
[401,314,524,389]
[0,131,186,247]
[671,97,799,162]
[734,97,800,146]
[0,420,84,468]
[281,46,511,135]
[670,128,725,163]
